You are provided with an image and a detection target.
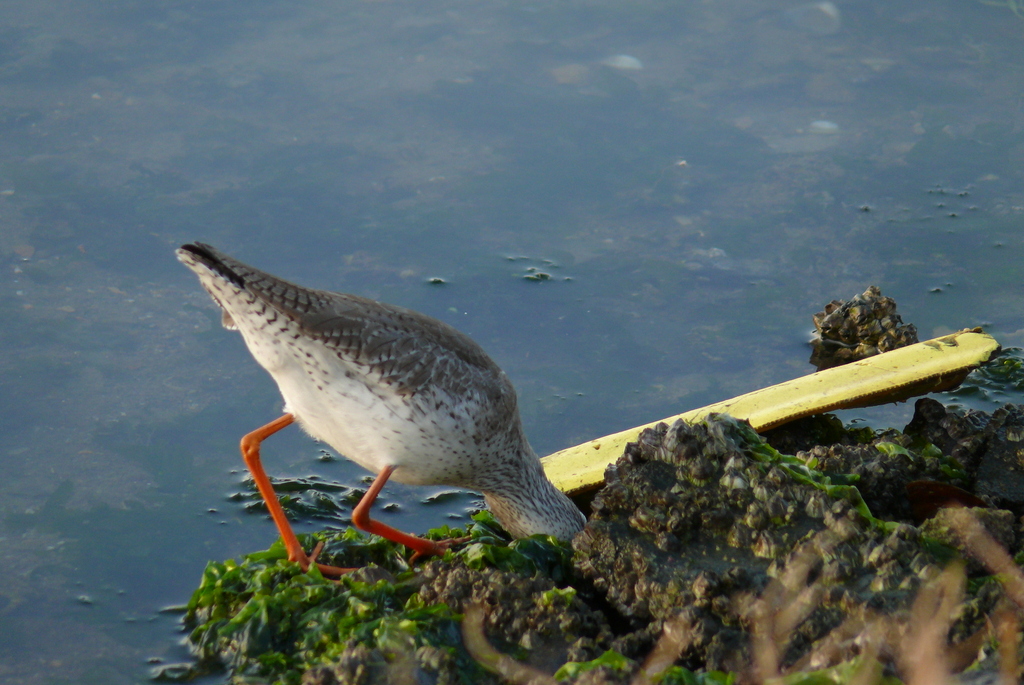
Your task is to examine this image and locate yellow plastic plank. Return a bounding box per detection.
[541,329,1000,496]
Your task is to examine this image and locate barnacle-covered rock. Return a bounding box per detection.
[809,285,918,370]
[919,507,1016,574]
[302,644,386,685]
[573,414,945,673]
[567,410,1024,681]
[804,440,936,522]
[417,559,613,668]
[910,400,1024,513]
[180,395,1024,684]
[179,517,612,685]
[778,400,986,523]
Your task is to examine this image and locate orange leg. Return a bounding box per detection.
[352,465,461,562]
[240,413,353,577]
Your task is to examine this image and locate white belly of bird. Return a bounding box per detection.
[236,310,482,487]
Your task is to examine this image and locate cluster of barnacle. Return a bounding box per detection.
[416,561,613,666]
[857,523,941,593]
[572,414,988,675]
[809,285,919,370]
[801,441,940,521]
[304,644,387,685]
[600,417,859,563]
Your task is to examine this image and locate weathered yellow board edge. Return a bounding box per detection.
[541,329,1001,496]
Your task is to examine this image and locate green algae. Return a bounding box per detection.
[554,648,738,685]
[184,541,464,683]
[176,513,577,684]
[727,418,879,525]
[777,659,902,685]
[554,649,632,679]
[942,348,1024,410]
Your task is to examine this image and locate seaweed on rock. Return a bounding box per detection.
[177,516,611,684]
[173,403,1024,684]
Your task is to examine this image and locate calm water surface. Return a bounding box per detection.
[2,0,1024,682]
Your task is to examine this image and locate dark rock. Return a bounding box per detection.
[573,415,943,672]
[417,561,613,673]
[188,401,1024,683]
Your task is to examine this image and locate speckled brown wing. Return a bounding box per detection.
[180,242,507,402]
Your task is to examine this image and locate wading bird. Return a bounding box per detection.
[178,243,585,575]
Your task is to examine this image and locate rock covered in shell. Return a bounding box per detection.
[572,414,994,675]
[906,398,1024,515]
[809,285,918,370]
[416,561,613,667]
[784,421,960,522]
[301,547,614,685]
[759,412,954,525]
[187,398,1024,684]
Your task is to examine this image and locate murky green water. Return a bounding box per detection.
[2,0,1024,682]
